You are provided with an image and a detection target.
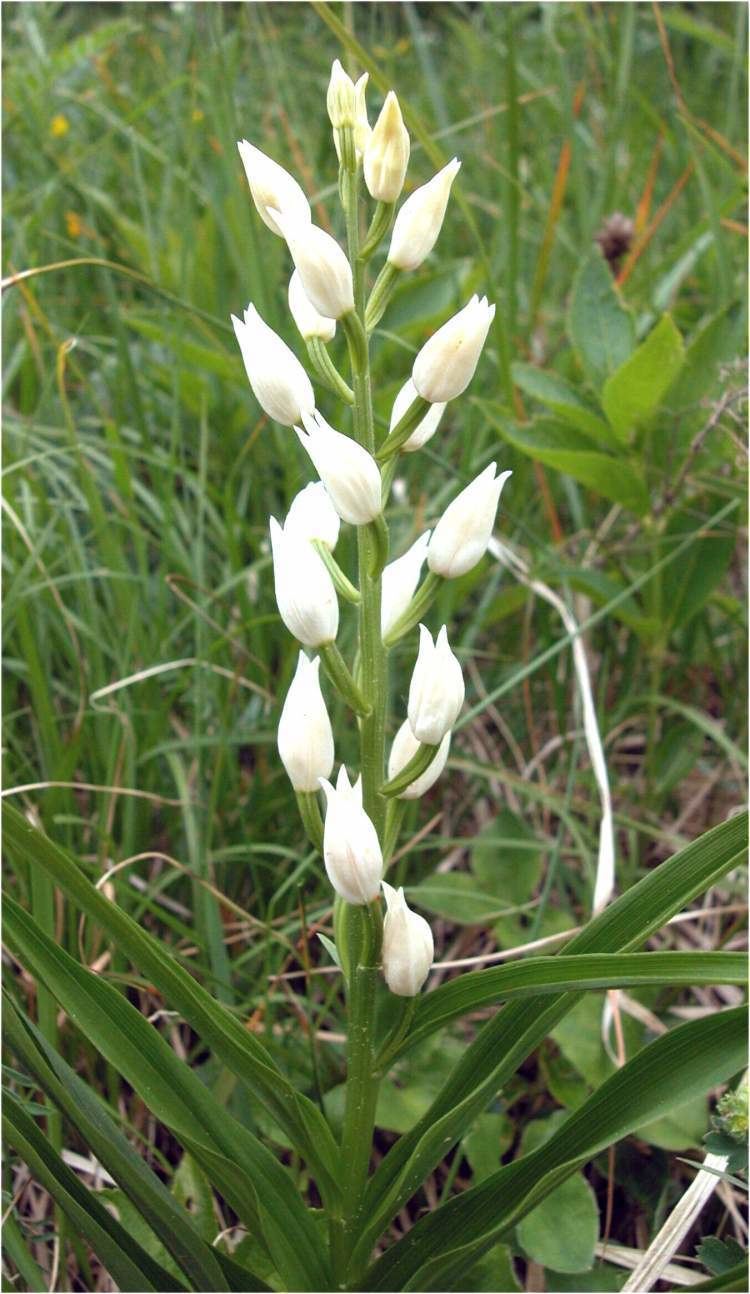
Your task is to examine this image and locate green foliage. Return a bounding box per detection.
[2,2,747,1289]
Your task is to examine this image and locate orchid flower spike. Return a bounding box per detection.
[320,766,383,904]
[232,304,314,427]
[381,881,434,996]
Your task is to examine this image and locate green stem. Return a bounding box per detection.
[376,394,431,461]
[334,146,390,1287]
[339,901,383,1267]
[320,642,371,717]
[365,260,400,333]
[383,798,407,865]
[381,742,438,798]
[312,541,361,604]
[374,996,417,1075]
[295,791,324,852]
[359,200,394,261]
[306,337,354,404]
[383,570,442,647]
[366,513,389,578]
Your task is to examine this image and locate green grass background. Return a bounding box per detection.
[2,0,747,1280]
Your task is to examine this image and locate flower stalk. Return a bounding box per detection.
[233,64,509,1286]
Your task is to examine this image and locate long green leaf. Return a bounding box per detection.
[404,951,746,1055]
[366,1008,747,1290]
[3,1094,179,1293]
[3,993,260,1293]
[2,803,340,1205]
[350,812,748,1274]
[2,895,332,1293]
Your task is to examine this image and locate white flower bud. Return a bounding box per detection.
[412,294,495,404]
[381,881,434,996]
[381,531,430,638]
[407,624,464,745]
[353,74,371,155]
[427,463,512,579]
[364,91,410,204]
[387,721,450,800]
[327,59,357,129]
[284,482,340,551]
[288,270,336,342]
[387,158,461,272]
[232,304,314,427]
[296,411,382,526]
[271,210,354,320]
[278,653,334,792]
[320,766,383,905]
[269,516,338,647]
[390,378,446,452]
[237,140,311,238]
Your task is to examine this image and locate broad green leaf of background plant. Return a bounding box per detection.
[481,407,649,514]
[515,1112,599,1274]
[601,315,685,443]
[510,361,616,445]
[567,253,635,392]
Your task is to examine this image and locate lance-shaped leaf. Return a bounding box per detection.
[3,994,267,1292]
[366,1007,747,1290]
[3,1093,180,1293]
[349,811,748,1276]
[1,803,340,1206]
[3,895,332,1293]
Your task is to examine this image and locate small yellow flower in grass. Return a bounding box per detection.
[50,114,70,138]
[65,211,83,239]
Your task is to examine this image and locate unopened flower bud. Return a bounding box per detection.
[353,74,371,154]
[320,766,383,904]
[237,140,311,238]
[387,721,450,800]
[327,59,357,128]
[288,270,336,342]
[388,158,461,272]
[271,210,354,320]
[381,531,430,638]
[381,881,433,996]
[269,516,338,647]
[408,624,464,745]
[278,653,334,792]
[427,464,512,579]
[413,294,495,404]
[297,411,382,526]
[232,305,314,427]
[284,482,340,550]
[364,91,410,204]
[390,379,446,452]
